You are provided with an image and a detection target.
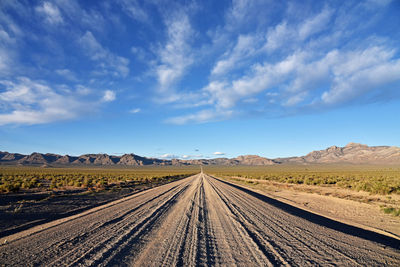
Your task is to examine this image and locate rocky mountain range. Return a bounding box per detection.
[274,143,400,164]
[1,143,399,166]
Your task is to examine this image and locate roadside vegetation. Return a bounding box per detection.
[382,207,400,216]
[0,166,198,193]
[205,165,400,195]
[206,165,400,217]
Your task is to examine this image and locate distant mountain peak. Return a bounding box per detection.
[345,142,366,147]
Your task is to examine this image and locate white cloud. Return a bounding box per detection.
[265,21,291,52]
[102,90,116,102]
[243,98,258,103]
[176,42,400,124]
[165,109,233,125]
[213,152,225,156]
[76,85,92,95]
[182,154,203,159]
[79,31,105,59]
[284,92,308,107]
[201,7,334,116]
[79,31,129,77]
[211,34,262,76]
[225,0,276,31]
[0,5,23,38]
[205,52,305,110]
[118,0,148,23]
[265,8,333,52]
[0,24,17,76]
[155,12,193,94]
[321,47,400,105]
[130,108,141,113]
[131,46,149,62]
[229,0,251,23]
[54,0,105,33]
[55,69,77,81]
[159,153,179,159]
[0,77,98,125]
[364,0,392,8]
[298,8,332,40]
[0,47,13,75]
[36,2,64,25]
[0,27,15,44]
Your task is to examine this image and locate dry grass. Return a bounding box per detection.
[0,166,199,193]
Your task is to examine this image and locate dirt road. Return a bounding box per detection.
[1,173,399,266]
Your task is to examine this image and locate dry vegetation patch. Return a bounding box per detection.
[205,165,400,237]
[0,166,198,192]
[205,165,400,215]
[0,166,198,236]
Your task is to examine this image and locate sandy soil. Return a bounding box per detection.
[0,173,399,266]
[222,176,400,238]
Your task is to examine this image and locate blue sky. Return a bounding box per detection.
[0,0,399,159]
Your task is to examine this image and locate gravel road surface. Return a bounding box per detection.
[1,173,399,266]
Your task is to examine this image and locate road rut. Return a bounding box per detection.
[1,173,399,266]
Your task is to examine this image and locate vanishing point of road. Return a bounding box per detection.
[1,173,399,266]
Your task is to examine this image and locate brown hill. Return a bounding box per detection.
[0,152,25,162]
[235,155,276,165]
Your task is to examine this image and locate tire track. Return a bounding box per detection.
[50,182,190,266]
[206,175,288,266]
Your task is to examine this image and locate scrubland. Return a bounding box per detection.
[0,166,198,193]
[205,165,400,217]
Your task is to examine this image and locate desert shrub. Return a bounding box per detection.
[383,207,400,216]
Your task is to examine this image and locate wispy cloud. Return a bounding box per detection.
[129,108,141,114]
[76,85,92,95]
[36,2,64,25]
[165,109,233,125]
[202,45,400,114]
[55,69,77,81]
[0,6,20,77]
[0,46,13,76]
[213,151,225,156]
[154,11,194,96]
[211,34,262,76]
[79,31,129,77]
[164,2,400,124]
[182,154,203,159]
[54,0,106,33]
[298,8,332,41]
[118,0,148,23]
[265,8,333,53]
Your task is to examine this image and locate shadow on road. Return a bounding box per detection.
[217,178,400,250]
